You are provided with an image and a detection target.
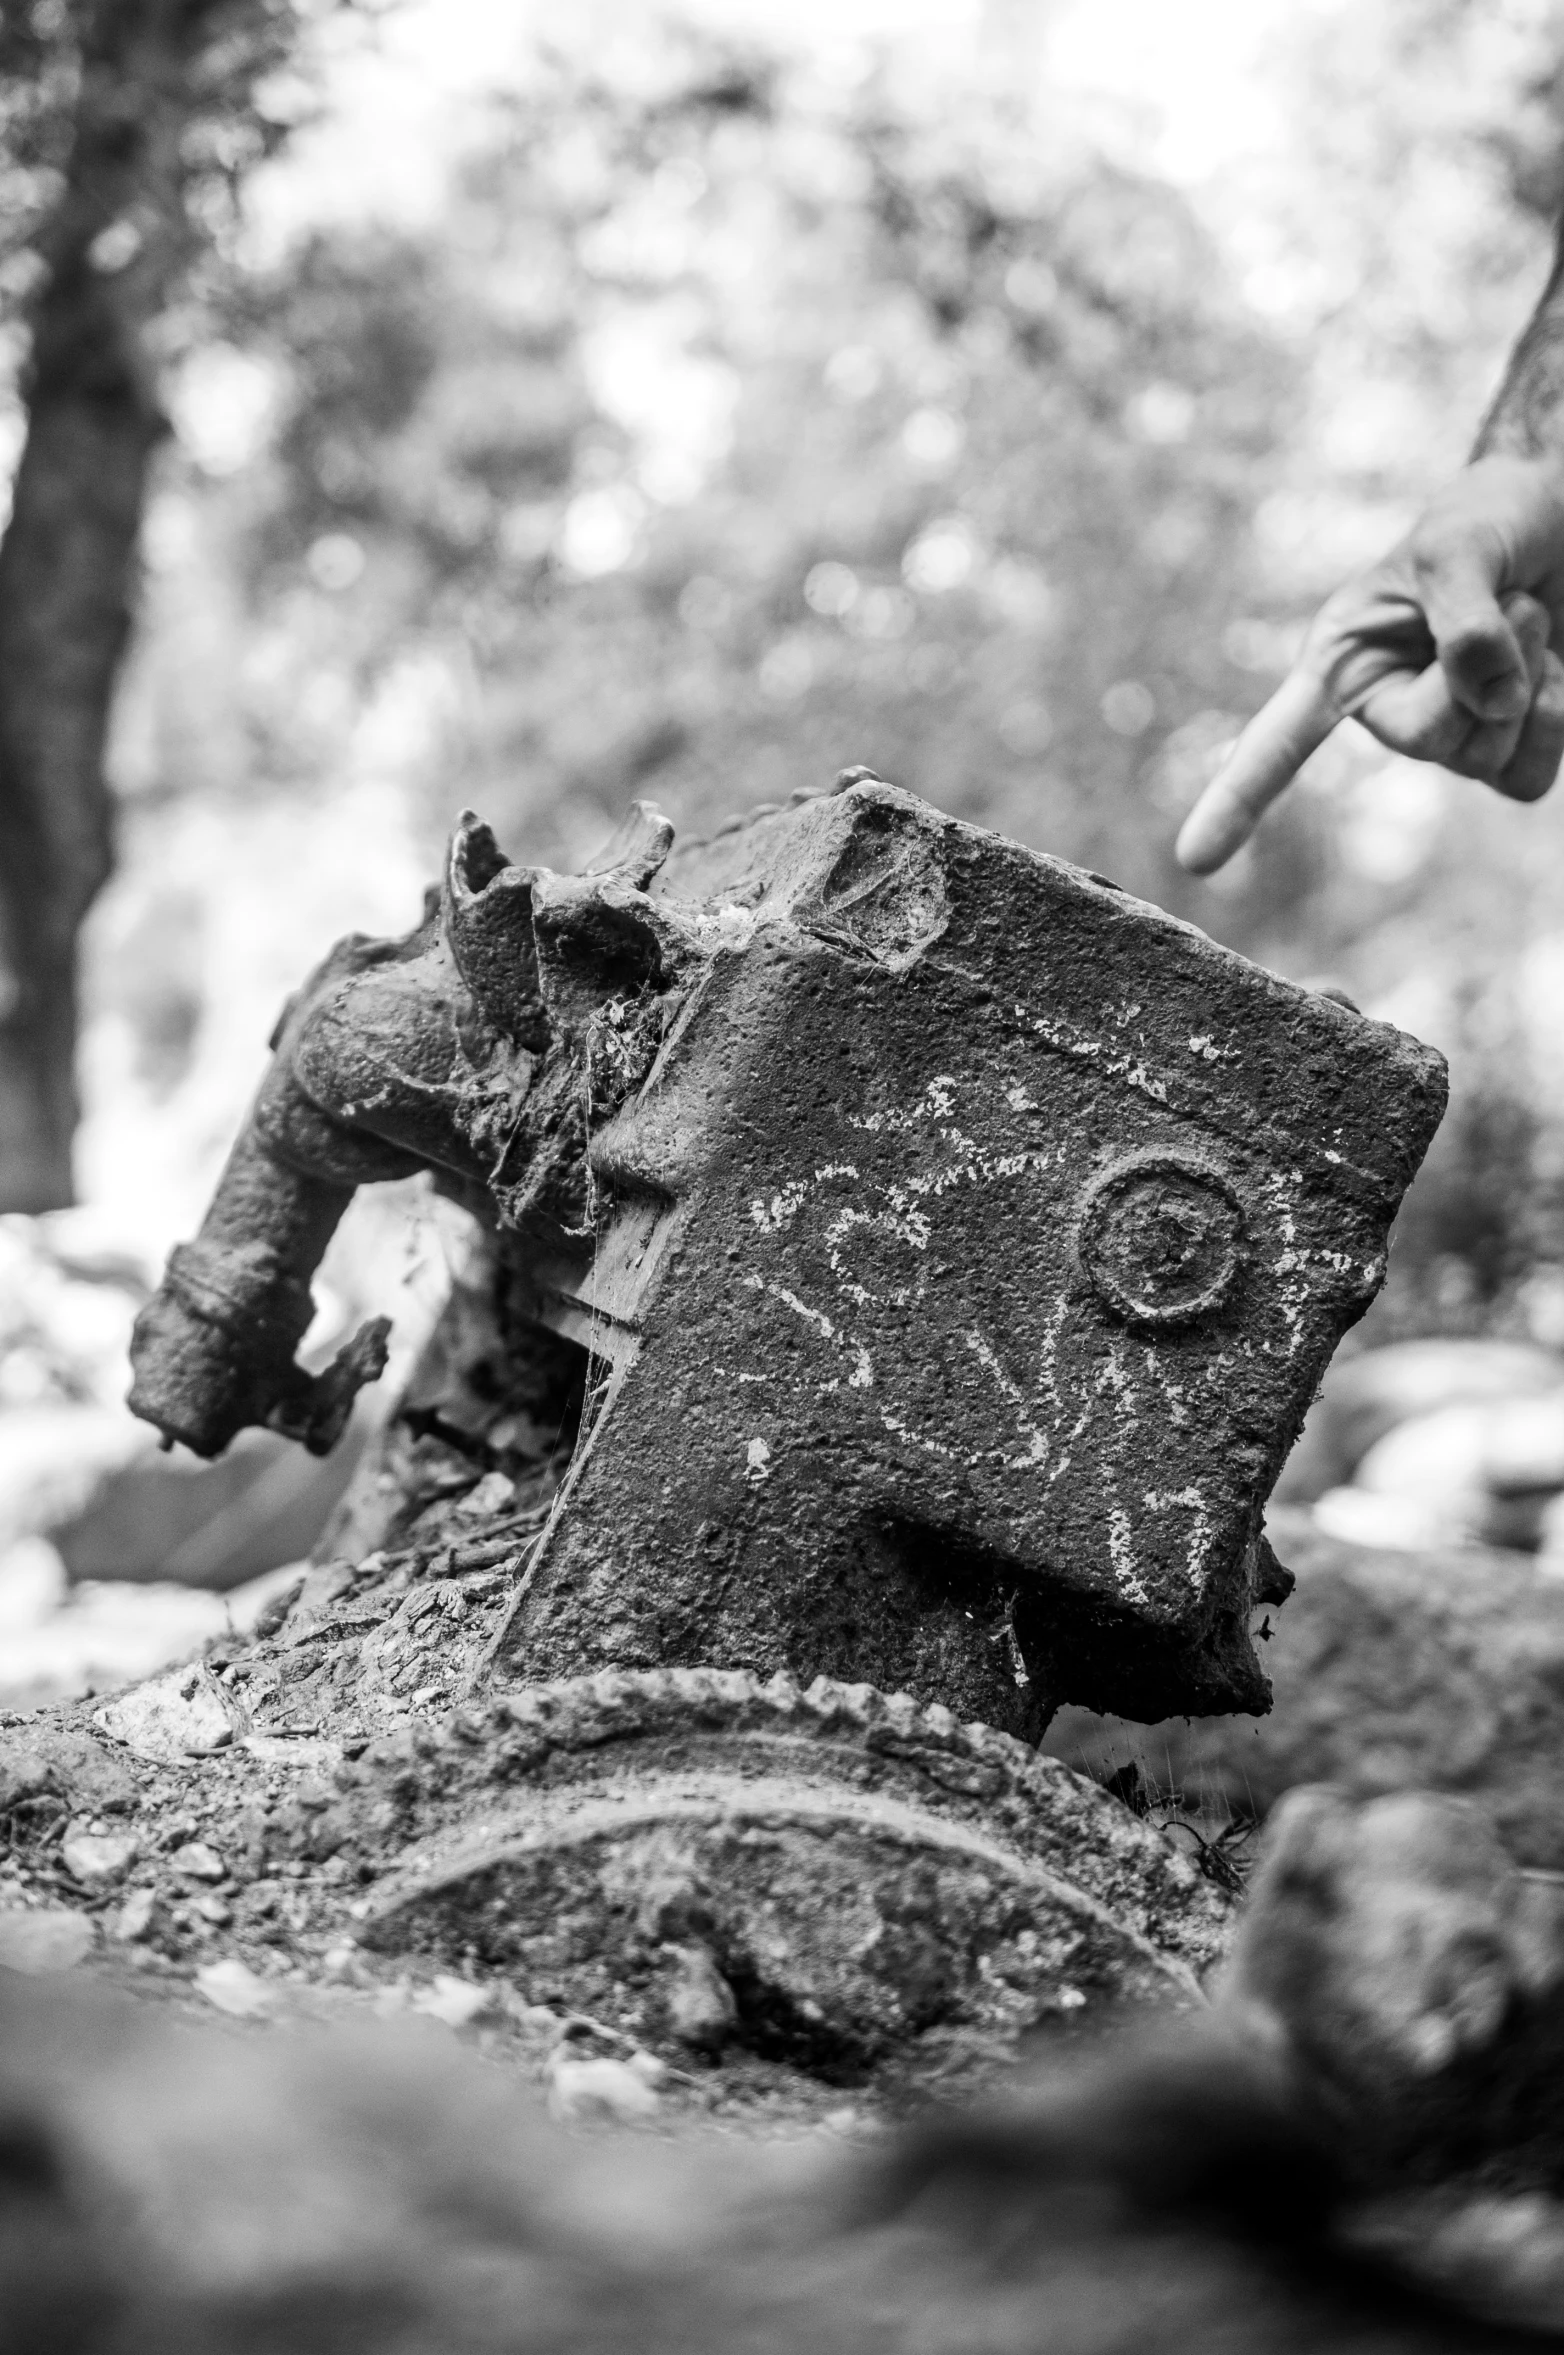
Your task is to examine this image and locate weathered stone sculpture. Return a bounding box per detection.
[128,773,1445,1732]
[74,772,1455,2092]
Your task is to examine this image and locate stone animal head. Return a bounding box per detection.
[129,778,1445,1724]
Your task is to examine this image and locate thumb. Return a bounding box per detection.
[1415,541,1530,723]
[1175,669,1337,874]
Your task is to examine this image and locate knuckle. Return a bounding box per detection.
[1405,522,1447,573]
[1441,617,1506,666]
[1503,752,1563,803]
[1396,724,1460,766]
[1503,588,1547,630]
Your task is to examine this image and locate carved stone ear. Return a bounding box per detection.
[529,870,709,1035]
[527,802,686,1033]
[442,811,548,1047]
[529,873,663,1034]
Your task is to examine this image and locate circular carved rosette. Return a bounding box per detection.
[1075,1150,1248,1331]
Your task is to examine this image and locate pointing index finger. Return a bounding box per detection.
[1175,669,1339,874]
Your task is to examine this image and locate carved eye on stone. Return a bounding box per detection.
[1075,1151,1247,1330]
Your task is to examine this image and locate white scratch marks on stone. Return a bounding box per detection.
[1014,1004,1171,1105]
[767,1283,836,1341]
[964,1331,1050,1471]
[849,1075,958,1133]
[1142,1484,1215,1593]
[880,1405,956,1460]
[749,1180,808,1234]
[1106,1508,1151,1606]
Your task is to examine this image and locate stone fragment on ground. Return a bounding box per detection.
[0,1721,138,1816]
[1046,1508,1564,1869]
[95,1663,239,1760]
[195,1957,277,2018]
[547,2050,662,2126]
[62,1827,136,1883]
[1219,1784,1564,2192]
[0,1905,95,1971]
[409,1972,498,2029]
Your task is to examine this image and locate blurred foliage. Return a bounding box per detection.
[0,0,387,343]
[70,3,1564,1345]
[171,34,1301,914]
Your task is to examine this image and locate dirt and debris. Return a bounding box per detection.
[0,1603,1238,2122]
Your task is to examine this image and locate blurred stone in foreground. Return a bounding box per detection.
[1046,1508,1564,1868]
[0,1873,1561,2345]
[1227,1785,1564,2201]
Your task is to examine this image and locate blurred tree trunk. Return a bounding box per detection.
[0,9,160,1208]
[0,0,335,1211]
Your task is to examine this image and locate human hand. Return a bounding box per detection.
[1176,456,1564,874]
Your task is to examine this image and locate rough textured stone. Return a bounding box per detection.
[1044,1509,1564,1869]
[61,1829,136,1883]
[127,782,1444,1724]
[94,1663,239,1762]
[0,1724,139,1818]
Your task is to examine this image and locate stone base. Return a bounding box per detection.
[345,1670,1231,2087]
[0,1647,1235,2114]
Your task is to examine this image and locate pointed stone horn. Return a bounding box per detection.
[582,800,676,890]
[442,812,548,1048]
